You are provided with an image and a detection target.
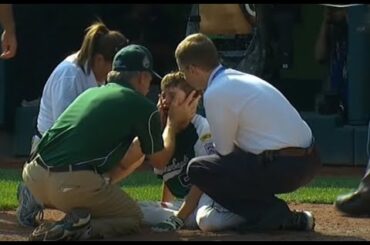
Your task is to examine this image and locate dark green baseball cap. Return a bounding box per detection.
[112,44,162,79]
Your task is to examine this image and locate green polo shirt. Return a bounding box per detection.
[36,82,164,173]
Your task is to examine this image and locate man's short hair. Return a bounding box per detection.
[175,33,219,71]
[107,70,140,84]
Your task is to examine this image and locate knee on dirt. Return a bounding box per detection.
[196,207,223,232]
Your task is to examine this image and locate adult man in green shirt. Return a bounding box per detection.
[22,44,199,241]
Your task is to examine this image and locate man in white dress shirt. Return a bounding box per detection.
[174,33,321,232]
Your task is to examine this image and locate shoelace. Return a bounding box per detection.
[21,202,44,226]
[23,205,44,227]
[36,209,45,224]
[152,215,184,232]
[32,220,54,235]
[58,209,90,227]
[168,215,184,229]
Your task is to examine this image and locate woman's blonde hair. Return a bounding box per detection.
[77,21,129,74]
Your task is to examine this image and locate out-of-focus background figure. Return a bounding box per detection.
[0,4,17,59]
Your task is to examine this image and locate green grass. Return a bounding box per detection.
[278,177,360,204]
[119,171,162,201]
[0,169,361,210]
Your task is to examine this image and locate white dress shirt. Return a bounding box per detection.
[204,65,312,155]
[37,52,98,134]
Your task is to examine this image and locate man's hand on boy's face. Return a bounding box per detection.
[157,93,168,112]
[167,90,201,132]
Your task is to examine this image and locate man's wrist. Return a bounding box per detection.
[166,120,178,134]
[2,20,15,34]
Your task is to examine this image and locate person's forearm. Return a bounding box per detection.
[162,122,177,163]
[109,137,145,184]
[148,122,177,169]
[176,186,203,221]
[0,4,15,33]
[148,91,200,169]
[109,156,145,185]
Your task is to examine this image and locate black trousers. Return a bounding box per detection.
[187,145,321,231]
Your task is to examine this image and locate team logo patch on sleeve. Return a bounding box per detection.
[200,133,212,142]
[204,142,216,154]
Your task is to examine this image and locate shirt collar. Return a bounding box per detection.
[207,64,223,88]
[73,51,99,86]
[111,80,135,91]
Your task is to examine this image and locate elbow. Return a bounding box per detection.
[146,150,172,170]
[118,164,128,173]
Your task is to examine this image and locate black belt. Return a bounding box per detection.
[32,155,96,173]
[274,144,315,157]
[261,138,316,160]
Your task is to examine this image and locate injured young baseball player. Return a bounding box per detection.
[139,71,246,232]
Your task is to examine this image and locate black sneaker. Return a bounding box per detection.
[29,208,91,241]
[281,210,315,231]
[334,190,370,216]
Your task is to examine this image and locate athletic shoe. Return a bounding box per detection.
[151,215,184,232]
[16,183,44,227]
[281,210,315,231]
[29,208,91,241]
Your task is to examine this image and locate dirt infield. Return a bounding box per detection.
[1,203,370,241]
[1,164,368,241]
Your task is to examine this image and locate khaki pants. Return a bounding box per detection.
[22,160,143,238]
